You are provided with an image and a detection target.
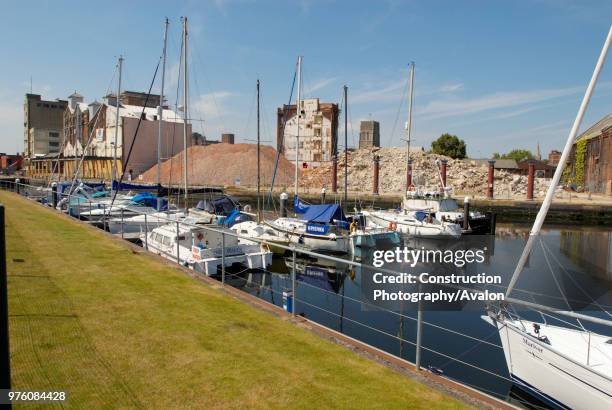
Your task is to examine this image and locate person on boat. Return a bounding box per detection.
[349,220,358,234]
[196,232,206,249]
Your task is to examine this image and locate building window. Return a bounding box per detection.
[49,132,59,139]
[49,141,59,147]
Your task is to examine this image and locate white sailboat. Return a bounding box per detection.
[363,62,462,238]
[484,26,612,409]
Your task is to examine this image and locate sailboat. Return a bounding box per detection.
[483,26,612,409]
[361,62,462,239]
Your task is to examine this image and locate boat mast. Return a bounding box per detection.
[505,26,611,298]
[294,56,302,200]
[182,17,189,205]
[257,78,261,222]
[405,62,414,191]
[157,18,169,189]
[343,85,348,202]
[112,55,123,193]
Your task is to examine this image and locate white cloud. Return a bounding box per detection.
[307,77,337,94]
[191,91,235,125]
[351,80,407,104]
[439,83,464,93]
[418,85,586,120]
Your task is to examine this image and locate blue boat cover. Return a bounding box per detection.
[112,180,161,191]
[300,204,347,224]
[294,195,309,214]
[415,210,427,222]
[130,192,167,210]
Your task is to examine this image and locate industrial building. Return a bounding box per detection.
[359,120,380,149]
[23,94,68,159]
[26,91,190,180]
[276,98,339,168]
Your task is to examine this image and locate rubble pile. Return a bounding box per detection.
[300,147,557,198]
[141,143,295,188]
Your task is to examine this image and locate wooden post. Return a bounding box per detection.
[527,160,535,200]
[487,160,495,199]
[373,155,380,195]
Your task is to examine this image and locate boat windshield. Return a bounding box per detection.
[438,199,460,212]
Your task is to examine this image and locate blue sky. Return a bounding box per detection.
[1,0,611,157]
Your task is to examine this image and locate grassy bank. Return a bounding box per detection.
[1,191,468,409]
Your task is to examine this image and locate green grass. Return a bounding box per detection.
[1,191,469,409]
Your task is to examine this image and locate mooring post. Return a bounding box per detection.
[15,179,20,195]
[372,155,380,195]
[416,295,423,371]
[487,160,495,199]
[175,221,180,265]
[279,192,288,218]
[0,205,12,400]
[51,182,58,209]
[144,213,148,251]
[292,248,296,317]
[321,187,326,204]
[406,159,413,190]
[331,155,338,193]
[440,159,448,194]
[463,196,470,231]
[221,232,226,285]
[527,160,535,200]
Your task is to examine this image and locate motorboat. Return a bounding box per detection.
[142,219,272,276]
[403,190,492,234]
[361,209,462,238]
[230,220,291,255]
[106,210,186,237]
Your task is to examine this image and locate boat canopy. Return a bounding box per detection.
[195,196,238,216]
[300,204,347,224]
[294,195,309,214]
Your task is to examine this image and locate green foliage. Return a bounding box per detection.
[491,149,534,162]
[431,133,466,159]
[575,138,587,186]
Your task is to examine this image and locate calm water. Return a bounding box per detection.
[221,224,612,409]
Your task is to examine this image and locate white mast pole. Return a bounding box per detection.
[505,26,611,297]
[182,17,189,205]
[406,62,414,190]
[112,55,123,193]
[294,56,302,200]
[157,18,169,189]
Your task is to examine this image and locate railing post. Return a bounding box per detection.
[221,232,226,284]
[0,205,12,399]
[175,221,180,265]
[292,248,297,317]
[51,182,58,209]
[102,204,107,231]
[416,296,423,371]
[144,213,148,251]
[120,208,124,239]
[15,179,20,195]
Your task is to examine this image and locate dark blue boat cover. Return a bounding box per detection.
[300,204,347,223]
[293,195,309,214]
[112,180,161,191]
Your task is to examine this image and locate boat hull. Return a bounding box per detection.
[364,211,461,238]
[486,316,612,409]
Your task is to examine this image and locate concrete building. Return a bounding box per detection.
[359,120,380,149]
[277,98,339,168]
[567,114,612,194]
[23,94,68,159]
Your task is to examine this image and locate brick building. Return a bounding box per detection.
[277,99,339,168]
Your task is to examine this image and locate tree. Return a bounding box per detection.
[492,149,534,162]
[431,133,466,159]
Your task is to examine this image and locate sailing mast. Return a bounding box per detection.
[405,62,414,191]
[157,18,169,190]
[294,56,302,202]
[257,79,261,222]
[343,85,348,202]
[505,26,611,298]
[182,17,189,205]
[111,55,123,193]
